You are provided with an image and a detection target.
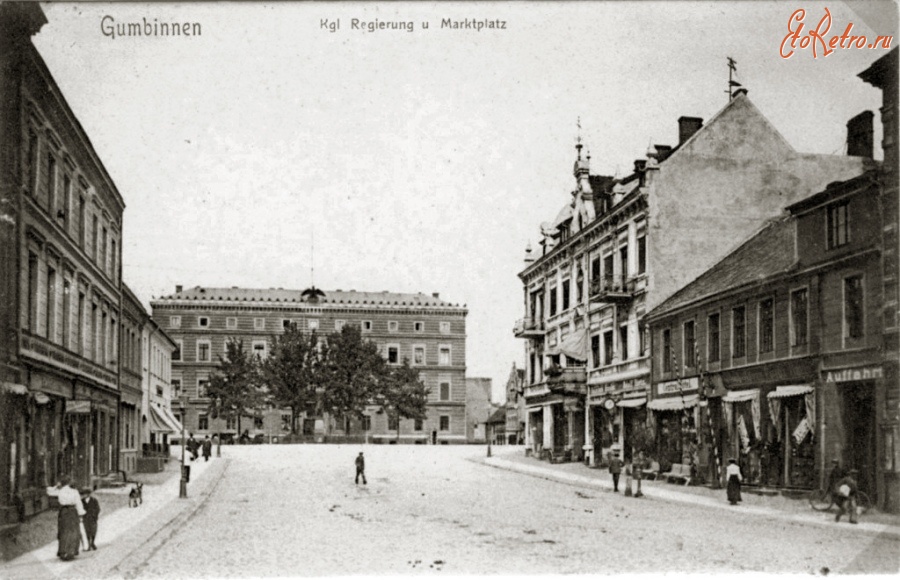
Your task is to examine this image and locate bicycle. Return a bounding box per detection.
[808,488,872,514]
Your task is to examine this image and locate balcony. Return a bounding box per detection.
[545,367,587,395]
[590,277,635,303]
[514,317,545,338]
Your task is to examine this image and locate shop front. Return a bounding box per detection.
[1,382,66,523]
[766,385,816,490]
[821,363,884,507]
[525,391,584,461]
[721,388,764,486]
[586,370,649,467]
[647,378,700,474]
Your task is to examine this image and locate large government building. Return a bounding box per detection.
[151,286,469,444]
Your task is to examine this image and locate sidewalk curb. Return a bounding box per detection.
[105,457,229,579]
[475,455,900,539]
[41,457,229,580]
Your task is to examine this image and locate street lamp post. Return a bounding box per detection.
[179,394,188,498]
[216,397,222,458]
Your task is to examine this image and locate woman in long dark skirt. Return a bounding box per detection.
[725,458,743,505]
[47,474,85,560]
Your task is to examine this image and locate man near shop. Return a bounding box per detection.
[835,469,860,524]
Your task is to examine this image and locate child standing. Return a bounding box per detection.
[80,488,100,550]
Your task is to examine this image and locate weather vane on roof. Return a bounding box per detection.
[726,57,743,101]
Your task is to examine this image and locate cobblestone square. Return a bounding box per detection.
[128,446,898,576]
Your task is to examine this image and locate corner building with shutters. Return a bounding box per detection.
[150,286,468,444]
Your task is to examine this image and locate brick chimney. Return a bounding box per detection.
[175,285,183,293]
[678,116,703,146]
[653,144,673,162]
[432,292,440,299]
[847,111,874,158]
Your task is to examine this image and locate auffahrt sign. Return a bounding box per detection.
[824,366,883,383]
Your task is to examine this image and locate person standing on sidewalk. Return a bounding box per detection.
[725,458,742,505]
[47,475,85,561]
[632,451,645,498]
[355,452,367,485]
[835,469,860,524]
[80,488,100,550]
[608,450,623,492]
[187,433,199,461]
[202,436,212,462]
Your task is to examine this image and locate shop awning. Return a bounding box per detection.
[149,406,176,434]
[1,382,28,395]
[158,405,184,434]
[647,393,699,411]
[767,385,814,399]
[723,388,759,403]
[617,397,647,408]
[547,329,588,361]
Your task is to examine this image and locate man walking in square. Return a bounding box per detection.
[609,449,623,492]
[355,452,367,485]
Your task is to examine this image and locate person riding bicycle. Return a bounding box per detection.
[826,459,846,499]
[834,469,859,524]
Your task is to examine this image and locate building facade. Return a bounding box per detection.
[646,169,893,508]
[465,377,492,443]
[150,286,468,444]
[504,363,526,444]
[142,317,180,456]
[516,91,873,468]
[859,47,899,512]
[1,3,128,525]
[119,285,147,474]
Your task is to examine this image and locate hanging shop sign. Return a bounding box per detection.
[792,417,811,444]
[824,366,883,383]
[603,398,616,411]
[65,400,91,414]
[656,377,699,396]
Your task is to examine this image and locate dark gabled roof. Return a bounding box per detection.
[786,171,878,215]
[648,216,797,320]
[153,286,464,309]
[859,47,898,88]
[487,408,507,424]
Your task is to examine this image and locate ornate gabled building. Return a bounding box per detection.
[150,286,468,444]
[516,91,875,468]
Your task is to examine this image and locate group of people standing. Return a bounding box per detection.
[186,433,214,461]
[46,475,101,561]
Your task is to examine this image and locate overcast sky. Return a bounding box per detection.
[32,1,895,402]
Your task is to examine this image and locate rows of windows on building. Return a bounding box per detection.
[168,316,457,366]
[22,127,122,367]
[24,131,120,281]
[168,315,453,334]
[537,227,647,321]
[529,197,861,378]
[24,252,118,368]
[183,412,454,434]
[170,372,457,402]
[658,276,864,372]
